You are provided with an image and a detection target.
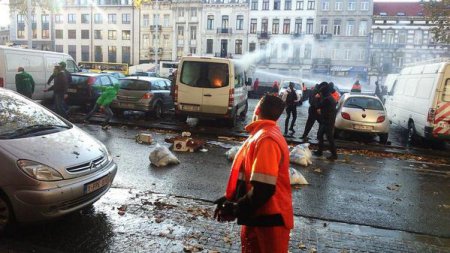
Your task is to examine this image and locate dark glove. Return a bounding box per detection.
[213,197,237,222]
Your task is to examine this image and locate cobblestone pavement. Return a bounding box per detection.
[1,188,449,253]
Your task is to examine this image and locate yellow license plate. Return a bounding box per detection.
[85,176,109,194]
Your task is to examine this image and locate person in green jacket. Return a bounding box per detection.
[84,83,120,130]
[15,67,35,98]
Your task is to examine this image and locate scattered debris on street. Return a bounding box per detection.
[290,167,309,185]
[135,132,153,144]
[149,143,180,167]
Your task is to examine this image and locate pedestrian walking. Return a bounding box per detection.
[281,82,300,136]
[375,81,383,100]
[252,78,259,98]
[314,82,338,160]
[272,80,279,95]
[170,69,177,100]
[47,61,72,86]
[15,67,35,98]
[301,84,320,140]
[351,80,362,93]
[84,83,120,130]
[44,65,68,118]
[214,94,293,253]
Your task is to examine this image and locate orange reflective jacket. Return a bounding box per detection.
[225,120,293,229]
[331,90,340,102]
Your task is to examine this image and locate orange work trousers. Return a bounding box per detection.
[241,225,291,253]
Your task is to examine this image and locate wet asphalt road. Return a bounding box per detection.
[76,125,450,238]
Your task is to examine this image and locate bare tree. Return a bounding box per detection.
[423,0,450,44]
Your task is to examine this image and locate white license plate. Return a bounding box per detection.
[68,88,77,93]
[182,104,199,111]
[85,176,109,194]
[354,124,373,130]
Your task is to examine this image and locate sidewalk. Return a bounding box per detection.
[2,188,448,253]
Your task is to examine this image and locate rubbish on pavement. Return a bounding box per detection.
[173,136,205,152]
[135,132,153,144]
[199,148,208,152]
[290,143,313,167]
[298,243,306,249]
[387,183,401,191]
[289,167,309,185]
[149,143,180,167]
[182,131,191,137]
[313,168,322,173]
[183,244,203,253]
[225,146,241,161]
[218,136,235,141]
[117,204,127,215]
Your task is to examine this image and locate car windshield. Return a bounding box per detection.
[180,61,229,88]
[344,97,384,110]
[71,75,89,84]
[120,79,151,90]
[281,82,301,90]
[0,91,70,139]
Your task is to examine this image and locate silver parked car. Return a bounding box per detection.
[335,93,389,144]
[0,88,117,229]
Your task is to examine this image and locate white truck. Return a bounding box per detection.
[0,46,78,101]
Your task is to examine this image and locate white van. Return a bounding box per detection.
[0,46,78,101]
[174,56,251,126]
[384,60,450,142]
[159,61,178,78]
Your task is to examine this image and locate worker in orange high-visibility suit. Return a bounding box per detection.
[351,80,362,92]
[329,82,341,103]
[214,95,294,253]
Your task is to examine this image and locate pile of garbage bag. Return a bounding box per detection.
[289,143,312,167]
[149,143,180,167]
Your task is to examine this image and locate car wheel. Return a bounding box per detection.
[112,108,124,118]
[153,102,163,119]
[407,121,416,146]
[239,101,248,119]
[379,133,388,145]
[0,194,12,232]
[228,112,238,127]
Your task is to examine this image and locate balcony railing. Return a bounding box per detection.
[217,28,232,34]
[214,52,232,58]
[257,32,270,40]
[315,33,332,40]
[312,58,331,65]
[291,32,304,38]
[150,25,162,32]
[371,43,402,49]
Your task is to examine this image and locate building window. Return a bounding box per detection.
[346,20,354,36]
[207,15,214,30]
[386,30,394,44]
[249,42,256,52]
[398,30,407,44]
[296,0,304,10]
[320,19,328,34]
[81,45,89,61]
[122,13,131,24]
[143,34,150,47]
[94,13,102,24]
[179,8,184,17]
[307,0,315,10]
[68,14,76,24]
[250,19,257,34]
[42,29,50,39]
[361,1,369,11]
[56,45,63,53]
[333,20,341,35]
[373,30,381,43]
[108,30,117,40]
[55,29,63,39]
[304,44,311,59]
[108,14,116,24]
[94,30,102,39]
[108,46,117,63]
[143,14,149,27]
[81,14,89,24]
[285,0,292,10]
[306,18,313,34]
[414,30,423,45]
[283,19,290,34]
[68,45,76,60]
[274,0,280,10]
[236,15,244,30]
[322,0,329,10]
[235,39,242,54]
[122,30,130,40]
[262,0,269,10]
[163,14,169,27]
[153,14,159,26]
[358,20,367,36]
[272,19,280,34]
[262,19,268,33]
[81,30,89,39]
[190,26,197,40]
[95,46,103,62]
[348,0,356,11]
[335,0,342,11]
[55,14,63,24]
[294,18,302,34]
[191,8,197,17]
[42,14,49,24]
[251,0,258,10]
[122,46,131,64]
[68,29,76,39]
[206,39,213,54]
[178,26,184,36]
[222,15,229,28]
[190,47,196,55]
[345,49,351,60]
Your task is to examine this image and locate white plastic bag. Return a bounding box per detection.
[225,146,240,161]
[289,167,309,185]
[290,143,313,167]
[149,143,180,167]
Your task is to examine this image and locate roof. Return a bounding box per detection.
[373,2,424,17]
[122,76,167,81]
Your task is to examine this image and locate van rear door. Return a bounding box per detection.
[433,71,450,139]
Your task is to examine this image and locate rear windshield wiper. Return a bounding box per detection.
[346,103,366,111]
[7,124,70,138]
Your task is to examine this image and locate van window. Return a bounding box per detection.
[443,79,450,102]
[234,66,244,88]
[180,61,229,88]
[405,78,418,96]
[416,77,434,99]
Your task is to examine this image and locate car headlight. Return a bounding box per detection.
[17,160,64,181]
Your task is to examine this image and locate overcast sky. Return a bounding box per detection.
[0,0,422,27]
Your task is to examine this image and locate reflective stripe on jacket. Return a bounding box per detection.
[225,120,293,229]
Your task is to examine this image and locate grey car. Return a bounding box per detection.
[111,76,174,118]
[0,88,117,229]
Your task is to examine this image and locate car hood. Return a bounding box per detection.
[0,126,107,179]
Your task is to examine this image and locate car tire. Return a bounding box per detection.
[153,102,163,119]
[0,194,12,232]
[379,133,388,145]
[112,108,124,118]
[228,112,238,127]
[239,101,248,119]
